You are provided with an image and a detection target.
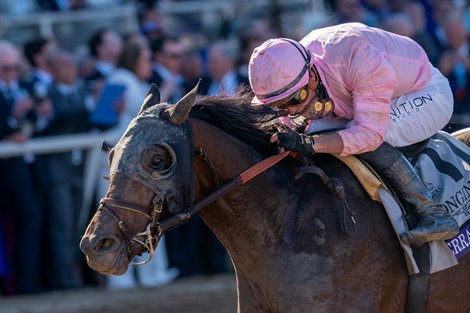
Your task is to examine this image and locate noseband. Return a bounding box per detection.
[99,195,165,265]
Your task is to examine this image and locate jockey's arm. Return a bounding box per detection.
[312,132,344,154]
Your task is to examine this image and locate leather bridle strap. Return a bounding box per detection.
[99,195,165,264]
[100,205,134,258]
[100,197,152,220]
[155,150,294,234]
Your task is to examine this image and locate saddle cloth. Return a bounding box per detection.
[334,130,470,275]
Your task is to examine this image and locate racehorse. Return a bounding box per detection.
[80,84,470,313]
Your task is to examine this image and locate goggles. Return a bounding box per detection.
[269,80,334,117]
[269,85,309,109]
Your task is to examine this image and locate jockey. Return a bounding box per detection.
[248,22,459,247]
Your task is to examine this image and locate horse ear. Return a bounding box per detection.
[161,79,200,125]
[139,83,161,115]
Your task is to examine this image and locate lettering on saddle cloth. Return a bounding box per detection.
[446,222,470,257]
[414,132,470,259]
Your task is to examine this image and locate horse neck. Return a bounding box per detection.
[188,118,302,268]
[188,119,411,310]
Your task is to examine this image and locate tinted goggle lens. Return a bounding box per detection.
[270,86,309,109]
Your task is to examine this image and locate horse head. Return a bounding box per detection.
[80,83,198,275]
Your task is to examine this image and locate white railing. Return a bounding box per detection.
[0,4,138,35]
[0,4,138,49]
[0,131,121,232]
[0,132,117,158]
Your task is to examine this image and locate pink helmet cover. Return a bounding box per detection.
[249,38,310,105]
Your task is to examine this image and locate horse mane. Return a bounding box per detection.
[190,89,280,156]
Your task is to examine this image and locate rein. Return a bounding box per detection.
[295,165,357,236]
[100,149,293,265]
[156,149,294,233]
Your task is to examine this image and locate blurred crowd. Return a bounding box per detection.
[1,0,470,296]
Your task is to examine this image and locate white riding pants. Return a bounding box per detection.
[384,66,453,147]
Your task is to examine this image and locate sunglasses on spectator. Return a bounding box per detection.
[269,85,309,110]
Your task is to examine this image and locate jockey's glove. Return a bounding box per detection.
[276,128,316,155]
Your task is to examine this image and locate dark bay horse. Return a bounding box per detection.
[80,85,470,313]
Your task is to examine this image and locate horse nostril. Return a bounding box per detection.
[95,237,120,253]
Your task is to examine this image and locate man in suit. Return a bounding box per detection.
[21,37,57,135]
[204,40,249,96]
[39,49,91,290]
[148,35,185,103]
[23,37,55,90]
[0,40,45,294]
[85,28,123,97]
[437,17,470,133]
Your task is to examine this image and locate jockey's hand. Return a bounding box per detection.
[271,128,315,155]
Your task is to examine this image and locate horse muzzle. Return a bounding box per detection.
[79,233,130,275]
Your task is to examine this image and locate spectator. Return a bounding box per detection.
[437,16,470,133]
[22,37,56,92]
[148,34,185,103]
[426,0,457,53]
[21,37,56,134]
[74,47,96,81]
[235,18,274,78]
[361,0,391,24]
[403,1,442,65]
[181,43,206,95]
[379,13,415,38]
[107,42,152,136]
[101,41,178,289]
[464,1,470,34]
[21,38,57,229]
[85,28,123,98]
[137,6,164,41]
[123,31,149,48]
[0,40,46,294]
[40,49,92,290]
[204,39,249,96]
[388,0,408,13]
[329,0,378,27]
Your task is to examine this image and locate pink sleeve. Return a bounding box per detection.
[337,42,398,155]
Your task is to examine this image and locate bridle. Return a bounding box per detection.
[98,146,293,265]
[99,195,165,265]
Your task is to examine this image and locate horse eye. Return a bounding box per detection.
[141,144,176,178]
[150,155,164,169]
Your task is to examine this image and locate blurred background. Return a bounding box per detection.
[1,0,470,311]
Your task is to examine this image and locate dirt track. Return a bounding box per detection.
[0,274,237,313]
